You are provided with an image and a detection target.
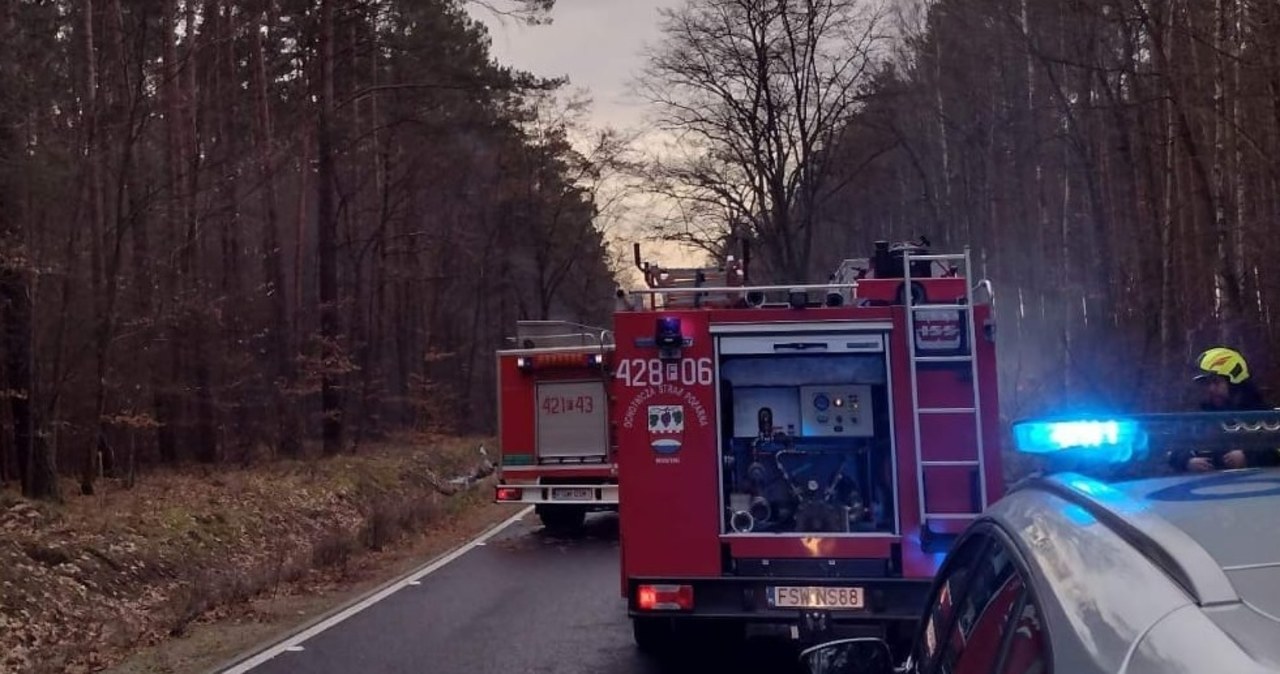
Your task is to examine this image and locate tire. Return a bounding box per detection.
[632,617,675,655]
[536,505,586,532]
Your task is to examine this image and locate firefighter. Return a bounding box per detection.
[1170,347,1280,472]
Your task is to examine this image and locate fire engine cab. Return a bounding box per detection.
[613,240,1002,651]
[494,320,617,531]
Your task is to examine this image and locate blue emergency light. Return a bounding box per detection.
[654,317,683,348]
[1011,417,1147,463]
[1012,410,1280,475]
[654,316,686,361]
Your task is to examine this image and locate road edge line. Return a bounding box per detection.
[212,504,534,674]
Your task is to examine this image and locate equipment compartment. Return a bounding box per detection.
[716,343,896,535]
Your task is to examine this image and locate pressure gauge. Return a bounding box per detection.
[813,393,830,411]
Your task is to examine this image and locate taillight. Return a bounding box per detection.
[496,487,522,502]
[637,584,694,611]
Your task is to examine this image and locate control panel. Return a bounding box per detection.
[800,385,873,437]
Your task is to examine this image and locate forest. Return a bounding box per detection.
[6,0,1280,500]
[0,0,616,499]
[822,0,1280,418]
[640,0,1280,420]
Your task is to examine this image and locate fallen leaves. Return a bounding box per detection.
[0,436,494,674]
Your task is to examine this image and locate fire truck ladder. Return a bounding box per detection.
[902,247,989,534]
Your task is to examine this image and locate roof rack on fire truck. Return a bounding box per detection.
[621,237,993,312]
[622,242,750,310]
[624,241,862,311]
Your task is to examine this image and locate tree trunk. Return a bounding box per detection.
[1159,0,1177,360]
[1231,0,1250,318]
[212,0,248,460]
[1212,0,1237,335]
[2,273,55,500]
[182,0,215,465]
[83,0,109,494]
[158,0,185,463]
[318,0,344,455]
[0,11,56,497]
[251,4,302,457]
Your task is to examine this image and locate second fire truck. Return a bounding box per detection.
[613,239,1003,651]
[494,320,617,531]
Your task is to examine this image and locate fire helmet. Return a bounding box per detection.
[1193,346,1250,385]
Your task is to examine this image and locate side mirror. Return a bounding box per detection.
[800,637,895,674]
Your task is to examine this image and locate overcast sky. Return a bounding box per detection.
[471,0,682,135]
[470,0,701,271]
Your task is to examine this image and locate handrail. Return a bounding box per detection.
[626,282,857,296]
[495,343,617,356]
[508,320,613,349]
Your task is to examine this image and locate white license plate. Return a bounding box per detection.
[551,488,593,501]
[769,586,865,610]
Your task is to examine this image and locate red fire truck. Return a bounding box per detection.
[493,320,617,531]
[614,240,1002,651]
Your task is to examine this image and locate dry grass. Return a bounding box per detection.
[0,433,494,674]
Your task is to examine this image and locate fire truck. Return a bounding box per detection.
[493,320,617,531]
[613,239,1003,651]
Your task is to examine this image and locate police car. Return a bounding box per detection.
[801,412,1280,674]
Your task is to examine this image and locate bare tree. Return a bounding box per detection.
[468,0,555,25]
[639,0,889,280]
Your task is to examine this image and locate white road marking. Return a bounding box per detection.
[219,506,534,673]
[283,646,304,653]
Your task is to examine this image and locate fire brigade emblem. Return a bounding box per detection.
[647,405,685,454]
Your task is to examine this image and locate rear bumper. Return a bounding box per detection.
[627,576,930,643]
[495,482,619,507]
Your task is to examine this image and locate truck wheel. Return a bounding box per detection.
[536,505,586,532]
[632,617,675,655]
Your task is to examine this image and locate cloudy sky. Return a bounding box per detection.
[472,0,681,134]
[470,0,700,271]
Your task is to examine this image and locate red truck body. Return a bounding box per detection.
[613,243,1002,649]
[494,321,617,531]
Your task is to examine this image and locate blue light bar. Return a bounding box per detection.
[1012,418,1147,462]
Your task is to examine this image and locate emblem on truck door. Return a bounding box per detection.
[648,405,685,454]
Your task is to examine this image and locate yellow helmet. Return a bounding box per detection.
[1194,347,1250,384]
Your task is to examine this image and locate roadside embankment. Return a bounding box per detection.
[0,436,513,674]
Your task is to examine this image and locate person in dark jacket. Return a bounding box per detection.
[1171,347,1280,472]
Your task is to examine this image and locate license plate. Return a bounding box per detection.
[769,586,864,610]
[551,488,593,501]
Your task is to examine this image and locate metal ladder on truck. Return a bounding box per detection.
[902,247,990,547]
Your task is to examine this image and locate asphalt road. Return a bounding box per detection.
[227,510,806,674]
